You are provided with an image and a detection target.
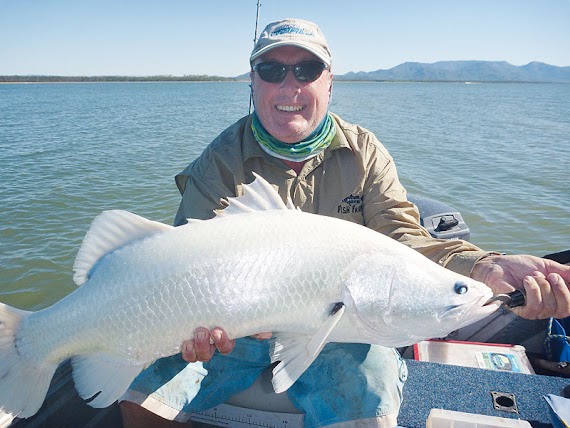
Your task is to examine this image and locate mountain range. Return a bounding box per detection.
[3,61,568,83]
[335,61,570,83]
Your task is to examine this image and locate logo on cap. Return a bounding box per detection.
[271,24,314,37]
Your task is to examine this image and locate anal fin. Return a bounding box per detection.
[71,354,146,408]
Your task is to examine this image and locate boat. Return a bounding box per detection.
[3,2,569,424]
[3,195,568,428]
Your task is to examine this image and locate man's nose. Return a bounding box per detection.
[279,70,301,95]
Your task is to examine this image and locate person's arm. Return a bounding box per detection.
[361,139,570,320]
[174,167,235,224]
[176,160,272,362]
[361,142,489,277]
[175,169,242,362]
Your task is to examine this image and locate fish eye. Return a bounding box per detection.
[454,281,469,295]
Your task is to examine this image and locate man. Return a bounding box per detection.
[120,18,570,427]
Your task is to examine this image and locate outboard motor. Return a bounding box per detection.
[408,194,471,241]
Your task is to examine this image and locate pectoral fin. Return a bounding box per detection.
[270,302,345,393]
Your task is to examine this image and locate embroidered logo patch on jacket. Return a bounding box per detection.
[338,194,363,214]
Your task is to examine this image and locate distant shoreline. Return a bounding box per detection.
[2,60,569,84]
[1,78,565,84]
[1,76,567,84]
[0,75,241,83]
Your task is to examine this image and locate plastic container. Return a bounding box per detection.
[414,340,535,374]
[426,408,532,427]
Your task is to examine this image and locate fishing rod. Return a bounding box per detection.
[248,0,261,114]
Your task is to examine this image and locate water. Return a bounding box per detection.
[1,82,569,310]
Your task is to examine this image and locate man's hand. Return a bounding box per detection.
[471,254,570,319]
[182,327,235,362]
[181,328,272,363]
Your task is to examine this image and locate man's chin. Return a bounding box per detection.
[271,123,313,143]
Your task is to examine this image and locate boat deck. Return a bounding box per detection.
[4,356,569,428]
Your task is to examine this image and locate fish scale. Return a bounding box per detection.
[0,174,499,419]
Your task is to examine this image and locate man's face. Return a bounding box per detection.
[250,46,333,144]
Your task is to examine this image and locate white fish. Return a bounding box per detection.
[0,174,500,418]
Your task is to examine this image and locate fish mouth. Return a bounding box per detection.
[484,296,507,306]
[440,295,501,325]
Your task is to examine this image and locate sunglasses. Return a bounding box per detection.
[253,61,328,84]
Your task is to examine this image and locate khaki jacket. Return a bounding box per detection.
[175,113,489,276]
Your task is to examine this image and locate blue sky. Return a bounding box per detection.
[1,0,569,76]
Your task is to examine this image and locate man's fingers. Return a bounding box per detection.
[181,339,197,362]
[193,327,215,361]
[181,329,215,362]
[533,271,555,319]
[251,332,273,340]
[550,273,570,319]
[513,271,570,320]
[511,273,542,319]
[182,327,235,362]
[211,327,236,355]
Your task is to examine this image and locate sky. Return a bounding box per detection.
[1,0,569,77]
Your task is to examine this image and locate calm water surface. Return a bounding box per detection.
[0,82,569,309]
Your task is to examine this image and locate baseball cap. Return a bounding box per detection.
[250,18,332,67]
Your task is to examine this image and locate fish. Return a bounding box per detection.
[0,173,500,418]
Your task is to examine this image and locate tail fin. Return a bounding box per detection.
[0,302,58,418]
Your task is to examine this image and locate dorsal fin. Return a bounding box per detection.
[214,173,296,218]
[73,210,173,285]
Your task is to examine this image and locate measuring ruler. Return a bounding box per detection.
[190,403,304,427]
